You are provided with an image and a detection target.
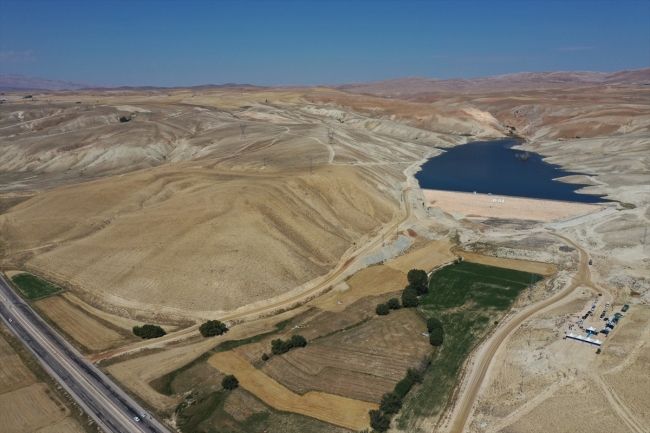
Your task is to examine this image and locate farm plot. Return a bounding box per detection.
[0,384,67,433]
[398,262,538,429]
[252,308,430,403]
[0,333,35,393]
[10,273,62,300]
[385,240,454,273]
[34,295,128,352]
[456,251,557,275]
[310,265,406,312]
[208,351,377,431]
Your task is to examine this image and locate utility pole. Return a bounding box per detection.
[527,328,532,346]
[310,158,313,176]
[382,233,385,247]
[328,128,335,144]
[520,366,526,395]
[528,274,537,300]
[240,124,247,138]
[263,158,266,167]
[644,226,647,245]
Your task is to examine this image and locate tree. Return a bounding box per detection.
[199,320,228,337]
[132,324,166,339]
[261,353,269,361]
[290,334,307,348]
[379,392,403,415]
[407,269,428,288]
[402,287,419,308]
[376,303,390,315]
[427,317,443,333]
[221,375,239,390]
[429,328,444,346]
[387,298,401,310]
[369,409,390,432]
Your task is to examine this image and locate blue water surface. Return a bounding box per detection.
[415,139,607,203]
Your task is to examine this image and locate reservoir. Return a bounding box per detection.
[415,139,607,203]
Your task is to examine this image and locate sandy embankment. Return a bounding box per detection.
[423,189,606,222]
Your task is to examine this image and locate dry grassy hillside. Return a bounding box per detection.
[0,88,499,320]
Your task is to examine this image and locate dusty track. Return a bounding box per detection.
[447,233,593,433]
[89,188,412,362]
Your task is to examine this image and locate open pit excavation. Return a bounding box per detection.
[0,65,648,433]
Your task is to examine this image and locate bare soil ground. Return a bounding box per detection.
[424,189,605,221]
[0,384,68,433]
[208,350,377,431]
[61,291,158,331]
[469,295,650,433]
[0,333,36,393]
[385,239,454,273]
[34,295,129,352]
[456,251,557,275]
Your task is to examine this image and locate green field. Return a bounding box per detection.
[11,273,63,300]
[398,262,540,430]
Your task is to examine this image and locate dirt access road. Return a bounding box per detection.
[89,188,413,362]
[447,232,598,433]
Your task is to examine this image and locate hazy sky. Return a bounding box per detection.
[1,0,648,87]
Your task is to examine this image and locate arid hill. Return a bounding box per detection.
[0,77,648,323]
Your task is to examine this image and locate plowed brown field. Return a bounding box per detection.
[208,351,377,431]
[456,251,557,275]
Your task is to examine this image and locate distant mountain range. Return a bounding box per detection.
[0,74,261,92]
[0,74,104,91]
[328,68,650,97]
[1,67,647,93]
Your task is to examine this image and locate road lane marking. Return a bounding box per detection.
[7,303,148,433]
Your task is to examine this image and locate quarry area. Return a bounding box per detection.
[0,70,648,433]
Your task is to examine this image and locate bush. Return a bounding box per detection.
[387,298,401,310]
[427,317,443,333]
[132,324,166,339]
[376,303,390,315]
[429,327,444,346]
[199,320,228,337]
[394,377,415,399]
[407,367,424,384]
[379,392,402,415]
[369,409,390,432]
[221,374,239,390]
[262,353,269,361]
[271,335,307,355]
[402,287,419,308]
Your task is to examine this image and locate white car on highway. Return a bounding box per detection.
[134,416,140,422]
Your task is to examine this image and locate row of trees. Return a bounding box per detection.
[403,269,429,308]
[271,335,307,355]
[369,355,431,432]
[132,324,166,339]
[376,298,401,315]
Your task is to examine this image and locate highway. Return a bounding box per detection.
[0,273,171,433]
